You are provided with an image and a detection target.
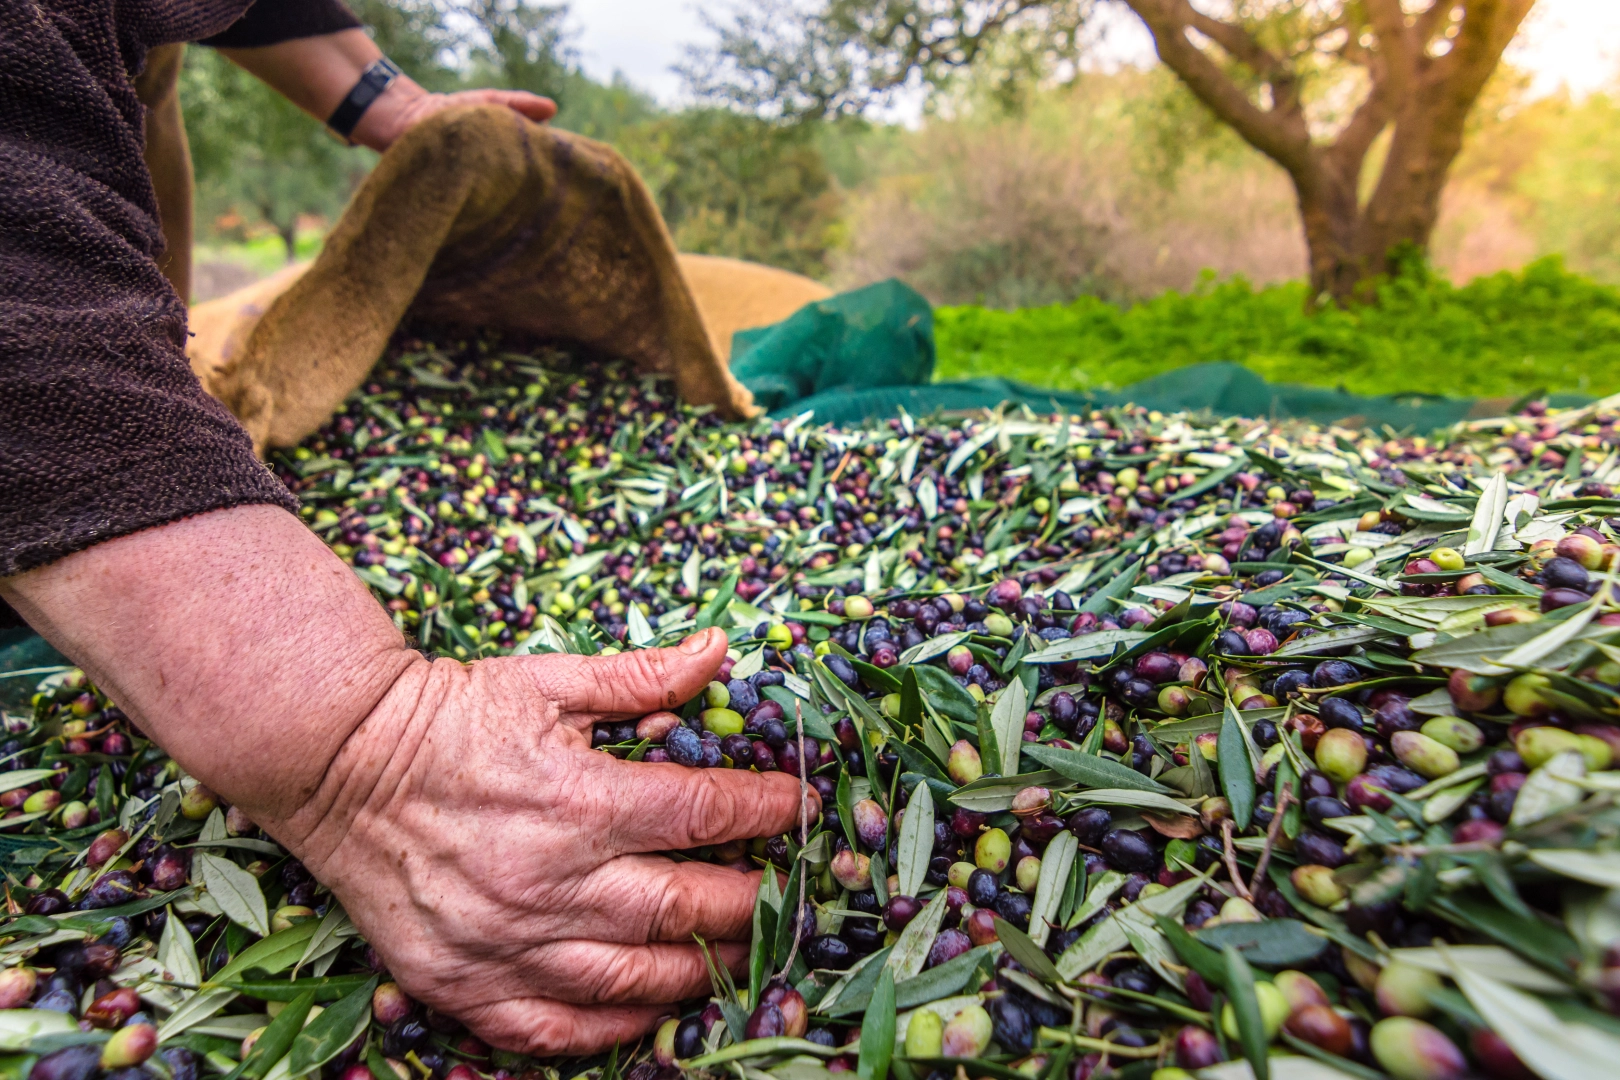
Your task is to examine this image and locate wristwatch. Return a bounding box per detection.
[327,57,403,140]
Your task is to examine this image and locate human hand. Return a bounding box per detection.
[263,627,812,1055]
[351,86,557,152]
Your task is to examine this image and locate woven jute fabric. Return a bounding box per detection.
[0,0,296,580]
[192,105,758,453]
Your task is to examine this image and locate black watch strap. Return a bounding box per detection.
[327,58,402,139]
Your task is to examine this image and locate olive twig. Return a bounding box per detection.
[1219,819,1251,901]
[778,702,812,977]
[1247,782,1295,896]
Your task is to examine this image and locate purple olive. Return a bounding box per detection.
[883,895,922,931]
[1101,828,1157,873]
[926,928,972,968]
[28,1045,102,1080]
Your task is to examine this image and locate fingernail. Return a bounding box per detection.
[680,628,717,654]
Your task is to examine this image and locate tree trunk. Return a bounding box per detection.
[276,220,299,264]
[1123,0,1534,305]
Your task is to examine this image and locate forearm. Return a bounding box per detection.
[216,29,428,152]
[0,504,416,823]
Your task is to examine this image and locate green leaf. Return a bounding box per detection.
[366,1047,397,1080]
[1449,956,1620,1080]
[911,665,978,724]
[1223,945,1269,1080]
[208,921,321,986]
[989,679,1028,777]
[1197,919,1329,968]
[1218,703,1255,831]
[287,976,378,1075]
[158,904,201,987]
[1154,915,1226,988]
[1028,832,1077,950]
[857,968,896,1080]
[896,782,934,902]
[242,988,313,1079]
[1078,559,1140,614]
[684,1038,838,1069]
[195,852,270,937]
[156,987,238,1041]
[885,891,947,981]
[892,945,998,1011]
[694,570,740,631]
[898,630,972,667]
[1019,742,1173,793]
[992,917,1064,985]
[773,859,806,970]
[750,873,779,1008]
[974,702,1001,777]
[900,668,925,736]
[945,770,1065,813]
[1022,629,1152,665]
[836,769,858,854]
[228,975,376,1002]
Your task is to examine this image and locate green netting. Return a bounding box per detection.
[732,278,1589,430]
[0,628,67,711]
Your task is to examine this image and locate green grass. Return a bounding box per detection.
[194,230,327,276]
[933,256,1620,401]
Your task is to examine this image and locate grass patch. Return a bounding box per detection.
[933,256,1620,400]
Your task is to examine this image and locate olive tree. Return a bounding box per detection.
[688,0,1536,303]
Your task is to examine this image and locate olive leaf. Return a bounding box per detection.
[1218,701,1256,831]
[195,852,269,937]
[158,904,201,987]
[1527,848,1620,889]
[857,967,896,1080]
[885,891,947,981]
[240,987,314,1080]
[157,986,239,1041]
[287,975,378,1076]
[1078,559,1141,615]
[1448,953,1620,1080]
[895,781,935,899]
[993,916,1064,985]
[946,771,1065,813]
[899,630,972,667]
[1027,831,1077,949]
[989,679,1028,779]
[819,947,891,1016]
[1020,743,1173,794]
[1022,630,1151,665]
[1223,945,1270,1080]
[1197,919,1329,967]
[1071,788,1197,816]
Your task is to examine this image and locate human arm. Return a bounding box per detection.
[214,27,557,153]
[0,504,809,1053]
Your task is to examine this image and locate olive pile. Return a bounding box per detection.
[4,342,1620,1080]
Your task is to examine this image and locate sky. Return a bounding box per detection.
[564,0,1620,106]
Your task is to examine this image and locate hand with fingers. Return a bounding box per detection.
[1,508,796,1056]
[267,627,812,1055]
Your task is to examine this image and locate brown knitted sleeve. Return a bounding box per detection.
[0,0,297,583]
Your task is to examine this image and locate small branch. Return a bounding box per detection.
[779,702,813,976]
[1248,784,1295,896]
[1220,819,1252,901]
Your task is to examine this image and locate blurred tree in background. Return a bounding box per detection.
[690,0,1537,304]
[182,0,844,277]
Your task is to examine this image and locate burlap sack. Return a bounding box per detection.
[189,103,763,453]
[189,253,830,424]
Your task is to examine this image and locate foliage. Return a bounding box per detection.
[689,0,1535,301]
[183,1,844,278]
[830,70,1304,306]
[181,48,374,262]
[934,256,1620,400]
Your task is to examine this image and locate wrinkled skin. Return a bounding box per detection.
[286,636,811,1053]
[4,507,810,1056]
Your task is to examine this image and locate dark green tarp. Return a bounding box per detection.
[731,278,1587,430]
